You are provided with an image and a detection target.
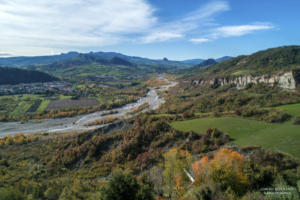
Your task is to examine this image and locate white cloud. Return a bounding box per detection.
[215,24,274,37]
[190,38,212,44]
[140,1,230,43]
[190,24,274,44]
[0,0,275,55]
[141,32,183,43]
[0,0,157,55]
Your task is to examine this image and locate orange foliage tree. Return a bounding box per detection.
[192,148,249,196]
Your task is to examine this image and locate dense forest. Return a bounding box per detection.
[0,67,58,85]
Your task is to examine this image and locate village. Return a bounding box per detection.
[0,81,74,96]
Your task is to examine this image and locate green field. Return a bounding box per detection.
[0,94,54,118]
[171,117,300,158]
[0,95,41,117]
[278,103,300,117]
[37,100,50,113]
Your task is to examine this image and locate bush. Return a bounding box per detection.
[0,187,25,200]
[264,110,291,123]
[238,106,267,117]
[292,117,300,125]
[192,185,215,200]
[100,170,154,200]
[241,192,265,200]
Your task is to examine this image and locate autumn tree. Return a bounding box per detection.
[192,148,249,196]
[163,148,193,199]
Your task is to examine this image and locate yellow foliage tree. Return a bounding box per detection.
[163,148,193,199]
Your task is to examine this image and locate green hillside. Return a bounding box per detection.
[171,117,300,158]
[189,45,300,80]
[28,55,171,80]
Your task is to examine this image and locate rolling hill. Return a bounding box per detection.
[192,45,300,80]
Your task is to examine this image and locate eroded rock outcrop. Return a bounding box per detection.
[192,70,300,90]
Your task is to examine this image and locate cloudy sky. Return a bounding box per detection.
[0,0,299,59]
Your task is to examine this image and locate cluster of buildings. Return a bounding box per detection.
[0,81,75,95]
[87,74,117,82]
[87,74,144,82]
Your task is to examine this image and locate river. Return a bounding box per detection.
[0,76,177,137]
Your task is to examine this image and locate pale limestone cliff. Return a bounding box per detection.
[192,71,299,90]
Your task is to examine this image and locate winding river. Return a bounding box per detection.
[0,76,177,137]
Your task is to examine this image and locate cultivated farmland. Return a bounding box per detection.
[46,97,100,111]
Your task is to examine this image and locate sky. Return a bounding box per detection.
[0,0,299,60]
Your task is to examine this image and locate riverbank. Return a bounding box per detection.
[0,76,177,137]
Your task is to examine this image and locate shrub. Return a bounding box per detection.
[292,117,300,125]
[192,185,215,200]
[0,187,25,200]
[264,110,291,123]
[241,192,265,200]
[100,170,154,200]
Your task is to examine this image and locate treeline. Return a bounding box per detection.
[161,82,300,123]
[0,67,58,85]
[84,116,118,127]
[0,133,38,146]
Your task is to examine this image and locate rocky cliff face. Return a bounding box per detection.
[191,70,300,90]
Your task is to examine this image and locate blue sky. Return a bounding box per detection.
[0,0,299,60]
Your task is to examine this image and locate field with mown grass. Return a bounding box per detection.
[278,103,300,117]
[170,117,300,158]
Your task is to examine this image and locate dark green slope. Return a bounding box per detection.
[189,45,300,80]
[0,67,58,85]
[0,52,79,67]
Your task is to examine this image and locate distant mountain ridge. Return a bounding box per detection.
[0,51,192,69]
[197,59,218,67]
[0,51,233,69]
[216,56,233,62]
[0,52,80,67]
[183,56,232,65]
[181,59,204,65]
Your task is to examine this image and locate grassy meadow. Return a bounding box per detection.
[278,103,300,117]
[171,117,300,158]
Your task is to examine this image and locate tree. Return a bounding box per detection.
[163,148,193,199]
[101,170,154,200]
[192,148,249,196]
